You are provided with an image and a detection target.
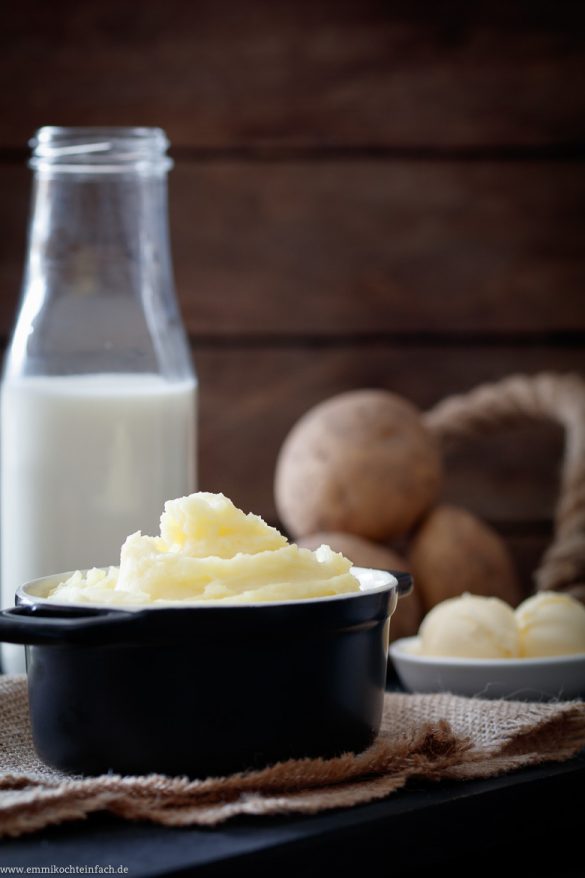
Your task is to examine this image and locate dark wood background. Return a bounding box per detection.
[1,0,584,589]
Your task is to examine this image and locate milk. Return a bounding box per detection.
[1,373,197,673]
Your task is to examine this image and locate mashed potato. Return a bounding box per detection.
[47,492,360,606]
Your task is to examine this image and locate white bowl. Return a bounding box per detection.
[389,637,585,701]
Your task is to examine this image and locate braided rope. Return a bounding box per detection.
[424,373,585,602]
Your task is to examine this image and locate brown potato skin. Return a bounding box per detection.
[297,531,422,641]
[275,390,442,541]
[408,505,523,612]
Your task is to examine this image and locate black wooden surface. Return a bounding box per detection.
[3,670,584,876]
[1,752,583,877]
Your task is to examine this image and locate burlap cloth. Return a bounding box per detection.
[1,675,584,839]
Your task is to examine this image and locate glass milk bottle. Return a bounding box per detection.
[1,127,197,673]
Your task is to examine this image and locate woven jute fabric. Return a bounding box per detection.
[1,675,584,838]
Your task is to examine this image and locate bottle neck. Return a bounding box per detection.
[7,139,193,381]
[25,168,174,306]
[22,127,176,315]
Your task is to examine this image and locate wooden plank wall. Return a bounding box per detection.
[1,0,584,590]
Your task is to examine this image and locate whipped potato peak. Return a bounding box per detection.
[516,592,585,657]
[47,492,361,607]
[418,593,520,659]
[159,492,288,558]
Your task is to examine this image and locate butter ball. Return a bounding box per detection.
[516,592,585,657]
[419,593,520,659]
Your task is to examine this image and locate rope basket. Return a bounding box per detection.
[424,373,585,603]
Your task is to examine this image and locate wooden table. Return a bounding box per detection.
[2,706,583,877]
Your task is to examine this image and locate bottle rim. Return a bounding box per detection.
[29,126,173,173]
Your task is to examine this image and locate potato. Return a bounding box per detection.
[275,390,442,541]
[297,531,422,641]
[408,504,523,612]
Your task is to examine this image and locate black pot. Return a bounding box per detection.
[0,568,412,777]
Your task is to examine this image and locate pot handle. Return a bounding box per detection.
[0,604,136,645]
[393,571,413,597]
